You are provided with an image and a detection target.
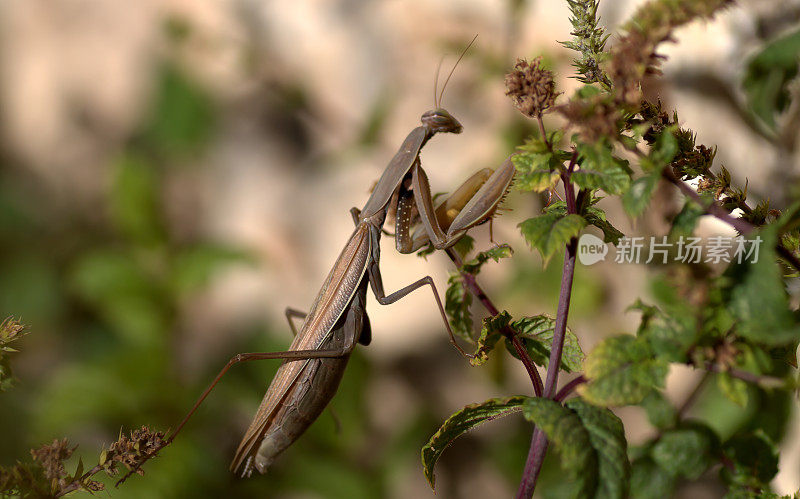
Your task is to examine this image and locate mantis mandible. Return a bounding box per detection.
[120,39,515,481]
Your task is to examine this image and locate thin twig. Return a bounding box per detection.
[677,371,711,418]
[629,146,800,272]
[538,115,550,150]
[445,249,544,397]
[54,465,104,498]
[554,375,586,403]
[703,362,786,388]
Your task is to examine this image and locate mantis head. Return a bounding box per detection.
[421,108,463,134]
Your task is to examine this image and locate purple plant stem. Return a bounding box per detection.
[554,375,586,403]
[517,154,581,499]
[660,167,800,271]
[445,249,544,397]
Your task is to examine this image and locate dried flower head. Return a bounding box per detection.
[102,426,166,477]
[505,57,559,118]
[0,317,25,348]
[558,96,621,142]
[30,438,74,481]
[607,31,665,109]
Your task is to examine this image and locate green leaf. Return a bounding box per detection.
[171,244,251,295]
[645,129,678,172]
[622,174,659,218]
[578,335,669,406]
[651,423,720,479]
[513,134,570,193]
[640,391,677,430]
[743,28,800,130]
[517,169,562,192]
[69,250,165,344]
[519,213,586,264]
[445,274,473,341]
[506,315,584,372]
[717,372,749,407]
[461,244,513,274]
[452,235,475,260]
[470,312,511,366]
[574,142,632,195]
[522,398,630,498]
[144,62,215,156]
[421,396,527,489]
[584,205,624,245]
[111,154,165,245]
[630,457,676,499]
[669,200,705,239]
[725,227,800,346]
[721,431,779,489]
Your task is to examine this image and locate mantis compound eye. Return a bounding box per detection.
[421,109,463,134]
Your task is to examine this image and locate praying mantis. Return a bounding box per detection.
[121,42,516,481]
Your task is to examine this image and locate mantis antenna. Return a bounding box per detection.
[433,56,445,109]
[437,34,479,108]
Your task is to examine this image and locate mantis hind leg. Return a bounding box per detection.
[367,261,470,358]
[284,307,307,336]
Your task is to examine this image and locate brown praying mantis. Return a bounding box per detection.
[120,43,516,482]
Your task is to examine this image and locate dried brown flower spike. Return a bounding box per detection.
[505,57,559,118]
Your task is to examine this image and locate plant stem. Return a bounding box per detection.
[661,167,754,235]
[445,249,544,397]
[703,362,786,388]
[517,160,581,499]
[677,371,711,418]
[54,465,104,497]
[648,151,800,272]
[554,375,586,402]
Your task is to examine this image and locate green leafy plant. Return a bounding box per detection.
[420,0,800,497]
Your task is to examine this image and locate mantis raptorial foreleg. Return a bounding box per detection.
[412,157,514,250]
[394,157,515,253]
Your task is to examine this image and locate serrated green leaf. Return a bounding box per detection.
[567,399,630,499]
[505,315,584,372]
[640,391,677,430]
[574,142,631,195]
[519,213,586,264]
[622,174,659,218]
[651,423,720,479]
[717,371,749,407]
[721,431,779,489]
[470,311,511,366]
[422,396,528,489]
[630,457,676,499]
[461,244,513,274]
[445,273,473,341]
[578,335,669,406]
[522,398,630,498]
[518,170,562,192]
[513,134,569,193]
